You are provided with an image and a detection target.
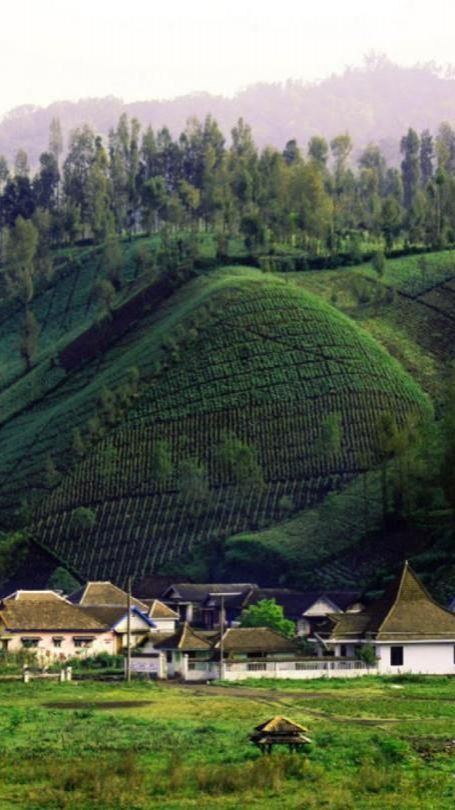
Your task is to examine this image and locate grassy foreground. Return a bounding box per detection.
[0,676,453,808]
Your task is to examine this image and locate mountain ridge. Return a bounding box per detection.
[2,59,455,167]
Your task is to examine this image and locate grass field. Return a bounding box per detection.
[0,677,453,809]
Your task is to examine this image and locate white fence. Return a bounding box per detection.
[223,658,378,681]
[180,656,377,681]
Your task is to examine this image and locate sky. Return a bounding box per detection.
[1,0,454,117]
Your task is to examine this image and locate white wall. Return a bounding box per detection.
[304,598,340,617]
[376,642,455,675]
[5,631,116,663]
[222,660,375,681]
[149,618,176,633]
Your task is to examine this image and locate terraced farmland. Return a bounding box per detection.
[27,269,430,583]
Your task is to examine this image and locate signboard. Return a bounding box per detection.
[131,656,161,674]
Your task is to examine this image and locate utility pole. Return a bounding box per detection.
[219,594,225,681]
[126,575,132,683]
[209,591,242,681]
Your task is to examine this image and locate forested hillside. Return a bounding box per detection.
[0,100,453,595]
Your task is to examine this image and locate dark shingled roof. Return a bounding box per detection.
[0,598,108,632]
[163,583,255,605]
[246,588,363,619]
[327,562,455,641]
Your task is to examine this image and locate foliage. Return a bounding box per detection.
[355,642,377,667]
[0,531,29,583]
[240,598,296,637]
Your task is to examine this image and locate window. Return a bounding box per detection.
[166,652,173,663]
[340,645,347,657]
[21,638,40,649]
[52,637,63,648]
[390,646,403,667]
[73,637,94,649]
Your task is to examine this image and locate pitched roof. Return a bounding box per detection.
[328,563,455,641]
[0,599,108,632]
[79,606,155,630]
[153,623,214,651]
[3,590,68,603]
[148,599,179,620]
[68,582,148,610]
[132,575,179,599]
[217,627,298,654]
[163,583,256,604]
[245,588,363,619]
[254,716,309,734]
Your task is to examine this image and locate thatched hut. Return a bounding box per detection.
[250,716,312,753]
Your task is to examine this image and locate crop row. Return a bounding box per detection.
[34,474,353,582]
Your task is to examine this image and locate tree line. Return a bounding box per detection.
[1,115,455,259]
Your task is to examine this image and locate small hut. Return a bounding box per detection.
[250,716,312,754]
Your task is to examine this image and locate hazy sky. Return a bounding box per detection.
[1,0,454,117]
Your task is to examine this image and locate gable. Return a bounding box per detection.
[304,597,341,616]
[113,610,155,633]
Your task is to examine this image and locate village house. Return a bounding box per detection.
[136,622,300,680]
[317,562,455,675]
[244,587,364,636]
[158,581,363,632]
[0,590,115,662]
[160,583,254,626]
[69,581,178,651]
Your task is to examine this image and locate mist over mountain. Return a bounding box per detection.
[1,57,455,169]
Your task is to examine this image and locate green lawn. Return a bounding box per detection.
[0,676,453,808]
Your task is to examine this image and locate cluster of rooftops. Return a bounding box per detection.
[1,564,455,674]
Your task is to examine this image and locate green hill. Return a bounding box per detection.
[2,264,428,584]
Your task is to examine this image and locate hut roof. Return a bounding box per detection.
[254,716,309,734]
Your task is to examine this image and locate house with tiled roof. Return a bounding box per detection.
[141,623,299,680]
[0,590,115,662]
[318,562,455,675]
[147,600,179,633]
[69,582,178,651]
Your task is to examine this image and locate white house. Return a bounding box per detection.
[320,562,455,675]
[147,600,179,634]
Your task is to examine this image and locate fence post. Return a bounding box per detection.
[66,666,72,682]
[59,668,66,683]
[23,666,30,684]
